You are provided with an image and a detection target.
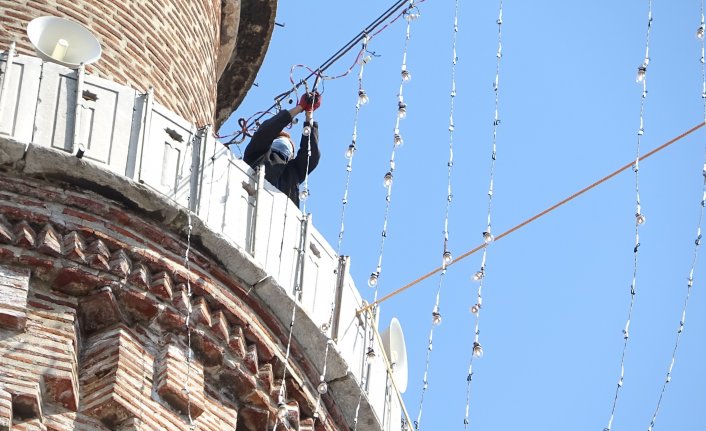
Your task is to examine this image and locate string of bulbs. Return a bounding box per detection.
[464,2,503,427]
[413,0,460,428]
[355,1,420,429]
[645,9,706,431]
[312,34,373,422]
[604,2,653,430]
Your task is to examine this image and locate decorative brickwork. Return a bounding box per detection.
[0,171,341,430]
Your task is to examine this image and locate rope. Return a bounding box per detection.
[356,121,706,316]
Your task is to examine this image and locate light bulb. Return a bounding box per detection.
[393,133,403,147]
[277,403,288,420]
[345,144,356,159]
[317,381,328,394]
[405,12,420,22]
[383,171,393,187]
[636,65,647,83]
[470,304,480,315]
[443,251,453,265]
[358,89,369,105]
[368,272,379,287]
[472,270,484,281]
[51,39,69,62]
[432,310,442,325]
[398,102,407,119]
[636,213,646,225]
[366,347,376,364]
[401,68,412,82]
[483,231,494,243]
[698,25,705,40]
[303,125,311,136]
[299,188,309,201]
[472,341,483,358]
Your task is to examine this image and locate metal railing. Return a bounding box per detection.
[0,50,404,430]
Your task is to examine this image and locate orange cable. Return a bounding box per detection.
[357,121,706,315]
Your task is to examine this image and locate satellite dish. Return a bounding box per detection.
[27,16,102,68]
[380,317,408,393]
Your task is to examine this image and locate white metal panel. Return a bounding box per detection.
[33,62,75,152]
[137,102,196,207]
[300,224,339,327]
[197,137,230,227]
[0,55,41,143]
[221,157,256,249]
[335,273,368,384]
[77,74,136,174]
[262,192,302,294]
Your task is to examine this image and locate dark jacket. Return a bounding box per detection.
[243,110,320,207]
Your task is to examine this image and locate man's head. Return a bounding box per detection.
[271,131,295,161]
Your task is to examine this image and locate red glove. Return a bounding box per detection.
[298,91,322,112]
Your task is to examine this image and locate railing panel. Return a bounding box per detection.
[137,102,196,207]
[300,223,339,328]
[33,62,76,153]
[79,74,136,174]
[0,54,41,143]
[220,158,255,248]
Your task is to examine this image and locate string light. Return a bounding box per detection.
[358,89,369,105]
[365,0,417,307]
[644,5,706,430]
[277,99,317,420]
[414,1,459,428]
[383,171,394,187]
[180,133,204,430]
[604,2,652,430]
[315,35,373,422]
[397,100,408,119]
[354,2,419,429]
[465,2,503,428]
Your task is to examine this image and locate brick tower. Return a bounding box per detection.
[0,1,405,431]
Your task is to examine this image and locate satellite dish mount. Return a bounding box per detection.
[381,317,409,393]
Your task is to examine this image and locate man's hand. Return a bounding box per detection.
[297,91,322,112]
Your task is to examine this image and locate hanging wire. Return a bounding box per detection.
[181,135,199,430]
[463,2,503,428]
[644,9,706,431]
[604,2,653,430]
[355,2,419,429]
[312,35,373,421]
[414,0,460,428]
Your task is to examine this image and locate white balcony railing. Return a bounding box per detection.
[0,49,406,431]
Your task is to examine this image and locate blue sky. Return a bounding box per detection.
[221,1,706,429]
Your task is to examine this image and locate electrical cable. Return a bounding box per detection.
[225,0,415,147]
[644,9,706,431]
[356,121,706,316]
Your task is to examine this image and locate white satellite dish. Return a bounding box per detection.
[27,16,102,68]
[381,317,408,393]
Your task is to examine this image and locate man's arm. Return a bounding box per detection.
[243,109,295,165]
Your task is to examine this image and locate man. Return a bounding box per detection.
[243,92,321,207]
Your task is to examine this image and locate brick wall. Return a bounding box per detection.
[0,0,220,127]
[0,171,338,430]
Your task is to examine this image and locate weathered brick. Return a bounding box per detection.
[0,265,29,330]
